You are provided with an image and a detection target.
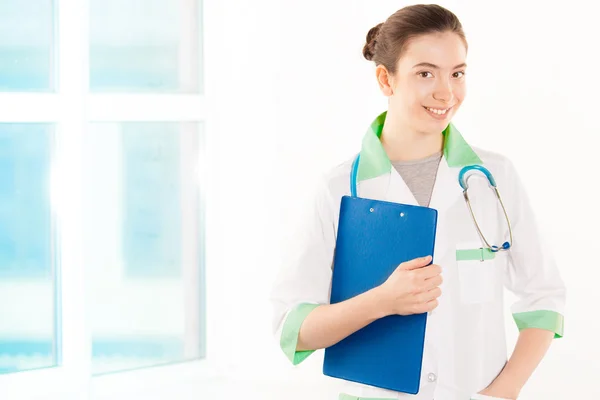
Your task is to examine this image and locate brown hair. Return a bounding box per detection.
[362,4,467,74]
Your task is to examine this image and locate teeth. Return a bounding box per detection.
[427,107,448,115]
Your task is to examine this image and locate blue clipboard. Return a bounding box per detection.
[322,158,438,394]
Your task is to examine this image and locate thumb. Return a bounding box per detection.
[400,255,432,271]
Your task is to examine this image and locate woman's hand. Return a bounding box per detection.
[476,384,518,399]
[375,255,443,316]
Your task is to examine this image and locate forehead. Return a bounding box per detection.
[398,32,467,70]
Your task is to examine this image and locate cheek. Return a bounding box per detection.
[397,82,431,108]
[453,83,466,104]
[414,81,435,99]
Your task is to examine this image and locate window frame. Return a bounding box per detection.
[0,0,212,397]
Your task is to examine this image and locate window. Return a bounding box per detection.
[0,0,206,397]
[0,1,55,91]
[85,122,205,375]
[89,0,201,93]
[0,124,57,375]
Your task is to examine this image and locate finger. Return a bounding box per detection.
[423,299,439,312]
[400,255,432,271]
[417,287,442,303]
[413,274,441,293]
[415,264,442,280]
[422,274,443,291]
[414,298,439,314]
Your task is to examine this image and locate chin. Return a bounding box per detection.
[425,118,452,132]
[414,124,443,137]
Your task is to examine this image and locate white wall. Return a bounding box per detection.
[199,0,600,399]
[4,0,597,398]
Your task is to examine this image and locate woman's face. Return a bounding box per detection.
[383,32,467,134]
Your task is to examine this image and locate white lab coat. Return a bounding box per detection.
[270,139,565,400]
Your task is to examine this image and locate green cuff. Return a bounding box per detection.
[513,310,564,338]
[280,303,320,365]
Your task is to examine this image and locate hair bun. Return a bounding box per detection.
[362,22,383,61]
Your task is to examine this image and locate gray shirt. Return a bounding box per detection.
[392,151,443,207]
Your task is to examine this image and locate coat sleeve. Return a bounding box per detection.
[269,176,338,365]
[502,159,565,338]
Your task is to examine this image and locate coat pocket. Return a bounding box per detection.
[456,244,501,304]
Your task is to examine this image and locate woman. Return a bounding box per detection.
[270,4,565,400]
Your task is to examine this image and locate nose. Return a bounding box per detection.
[432,79,454,103]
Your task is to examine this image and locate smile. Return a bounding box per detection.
[424,106,451,115]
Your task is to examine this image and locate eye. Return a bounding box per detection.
[419,71,433,78]
[453,71,466,78]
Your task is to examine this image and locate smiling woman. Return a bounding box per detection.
[271,4,566,400]
[362,12,469,160]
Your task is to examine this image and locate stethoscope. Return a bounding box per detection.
[350,154,513,253]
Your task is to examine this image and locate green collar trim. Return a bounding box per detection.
[357,111,483,182]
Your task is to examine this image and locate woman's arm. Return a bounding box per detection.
[479,328,555,399]
[298,256,442,351]
[482,159,567,399]
[296,288,386,351]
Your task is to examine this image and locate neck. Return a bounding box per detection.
[380,112,444,162]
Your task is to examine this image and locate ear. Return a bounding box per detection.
[375,65,395,97]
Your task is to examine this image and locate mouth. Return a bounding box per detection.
[423,106,453,119]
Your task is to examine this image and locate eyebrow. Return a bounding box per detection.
[413,62,467,69]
